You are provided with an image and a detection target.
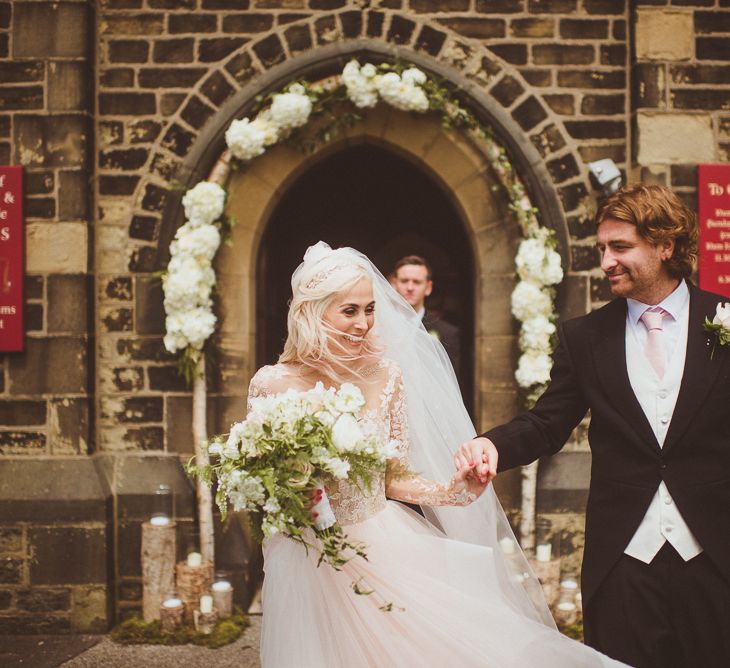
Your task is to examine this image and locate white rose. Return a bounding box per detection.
[335,383,365,413]
[511,281,552,322]
[331,413,364,452]
[515,350,552,388]
[181,182,226,227]
[713,302,730,328]
[225,117,266,161]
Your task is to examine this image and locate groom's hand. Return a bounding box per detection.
[454,437,498,485]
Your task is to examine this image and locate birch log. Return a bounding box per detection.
[520,460,538,553]
[192,355,214,564]
[141,521,177,622]
[190,150,234,567]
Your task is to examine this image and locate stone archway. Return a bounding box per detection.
[212,103,524,450]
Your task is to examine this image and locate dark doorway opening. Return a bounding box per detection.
[257,142,475,414]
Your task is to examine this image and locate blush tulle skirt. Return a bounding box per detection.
[260,501,627,668]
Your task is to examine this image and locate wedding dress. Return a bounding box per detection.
[250,360,626,668]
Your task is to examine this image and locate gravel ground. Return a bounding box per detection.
[59,615,262,668]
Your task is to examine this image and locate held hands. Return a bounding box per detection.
[449,463,489,503]
[454,437,499,486]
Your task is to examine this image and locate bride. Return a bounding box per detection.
[249,242,627,667]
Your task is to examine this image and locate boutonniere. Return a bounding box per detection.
[427,329,441,341]
[703,302,730,358]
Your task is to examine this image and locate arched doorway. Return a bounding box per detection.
[257,142,475,413]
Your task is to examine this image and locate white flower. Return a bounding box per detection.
[207,442,223,457]
[334,383,365,413]
[323,456,351,479]
[511,281,553,322]
[270,87,312,130]
[713,302,730,328]
[361,63,377,78]
[167,307,216,350]
[331,413,364,452]
[253,111,279,146]
[181,182,226,227]
[519,315,556,353]
[515,350,552,388]
[401,67,426,85]
[163,260,215,312]
[226,118,266,161]
[516,239,564,286]
[342,60,379,109]
[376,72,429,112]
[263,497,281,514]
[170,223,221,263]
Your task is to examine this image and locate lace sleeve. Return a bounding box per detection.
[384,363,476,508]
[246,365,284,413]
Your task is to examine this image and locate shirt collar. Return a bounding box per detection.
[626,279,689,325]
[416,306,426,320]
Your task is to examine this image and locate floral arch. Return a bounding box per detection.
[163,56,568,561]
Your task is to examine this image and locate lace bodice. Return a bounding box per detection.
[247,360,475,526]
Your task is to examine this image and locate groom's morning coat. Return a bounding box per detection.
[484,284,730,606]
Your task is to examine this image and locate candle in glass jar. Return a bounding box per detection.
[212,580,233,618]
[150,515,170,526]
[187,551,202,567]
[162,597,182,609]
[200,594,213,614]
[535,543,552,562]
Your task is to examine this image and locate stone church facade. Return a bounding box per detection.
[0,0,728,632]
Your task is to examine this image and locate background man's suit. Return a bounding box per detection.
[483,283,730,665]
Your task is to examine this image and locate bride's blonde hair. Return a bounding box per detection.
[279,250,380,380]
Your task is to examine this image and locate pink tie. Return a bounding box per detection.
[640,308,666,378]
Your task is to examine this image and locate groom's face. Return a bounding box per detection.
[597,218,675,303]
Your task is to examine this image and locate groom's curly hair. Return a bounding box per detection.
[595,184,698,279]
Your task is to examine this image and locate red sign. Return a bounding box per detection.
[698,164,730,298]
[0,166,24,352]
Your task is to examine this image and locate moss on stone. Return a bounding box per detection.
[110,607,249,649]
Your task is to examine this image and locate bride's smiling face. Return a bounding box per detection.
[322,278,375,353]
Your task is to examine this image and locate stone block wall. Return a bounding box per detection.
[0,0,93,457]
[632,0,730,210]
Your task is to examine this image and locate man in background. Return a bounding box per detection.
[393,255,461,383]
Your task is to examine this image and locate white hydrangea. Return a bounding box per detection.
[519,315,556,353]
[342,60,379,109]
[181,181,226,227]
[401,67,427,85]
[226,117,267,161]
[515,350,552,388]
[170,223,221,263]
[376,72,429,112]
[270,84,312,130]
[516,239,564,286]
[511,281,553,322]
[252,111,279,146]
[163,308,217,353]
[163,259,215,312]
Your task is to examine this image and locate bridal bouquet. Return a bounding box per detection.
[192,382,398,573]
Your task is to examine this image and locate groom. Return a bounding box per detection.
[457,184,730,668]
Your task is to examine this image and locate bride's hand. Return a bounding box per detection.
[450,462,489,502]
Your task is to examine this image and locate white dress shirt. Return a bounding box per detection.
[623,280,704,563]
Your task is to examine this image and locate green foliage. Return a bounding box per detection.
[704,317,730,359]
[110,608,250,649]
[557,617,584,642]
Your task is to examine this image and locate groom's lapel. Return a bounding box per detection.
[663,286,724,454]
[590,299,660,453]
